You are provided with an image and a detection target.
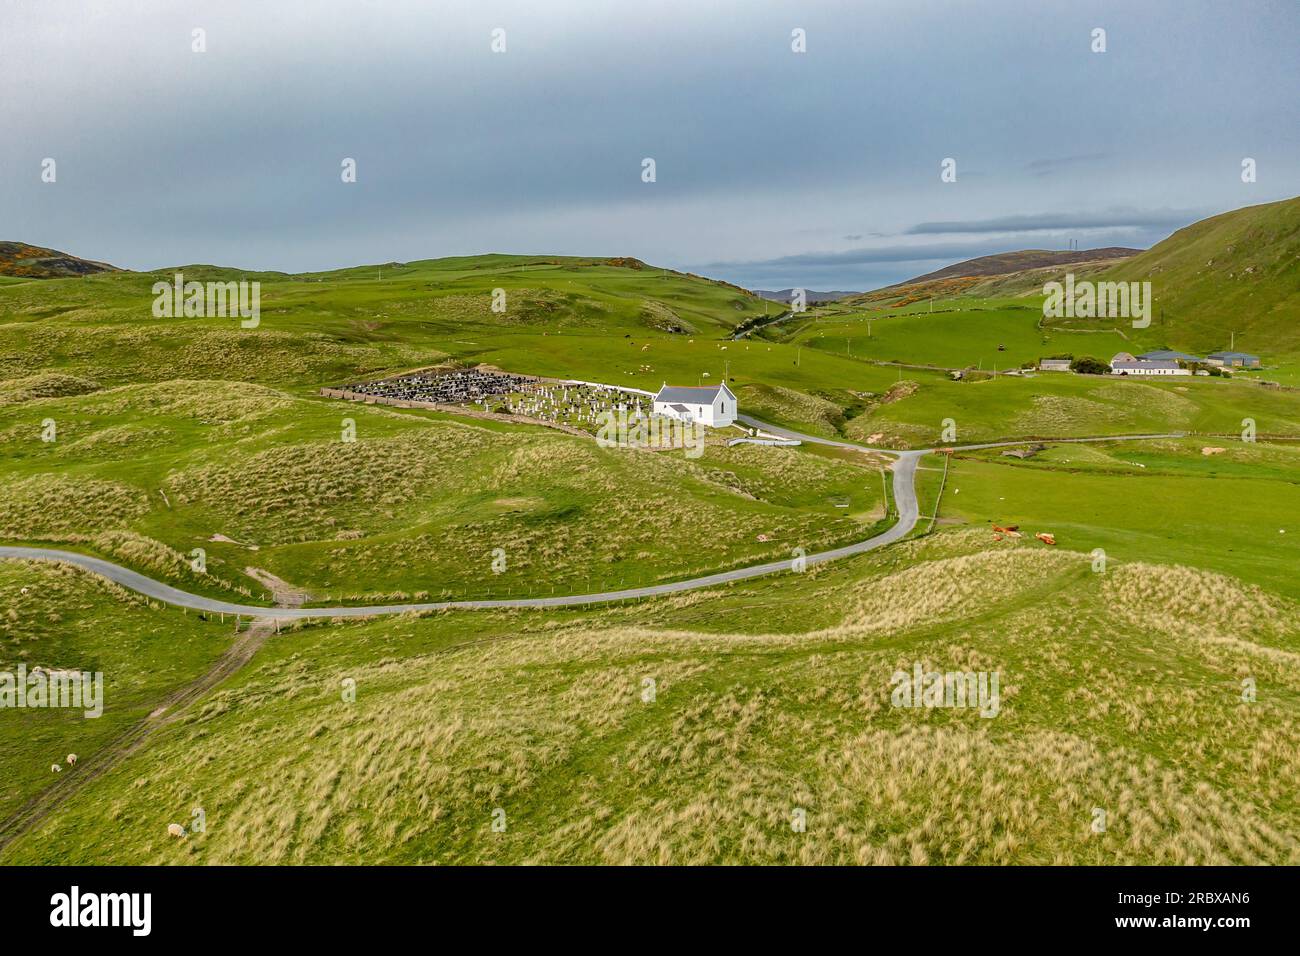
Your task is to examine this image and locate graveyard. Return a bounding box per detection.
[331,366,666,437]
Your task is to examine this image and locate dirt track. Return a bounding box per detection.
[0,618,276,856]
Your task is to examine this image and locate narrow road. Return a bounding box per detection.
[0,426,1182,619]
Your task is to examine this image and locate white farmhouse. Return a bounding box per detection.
[1110,358,1191,376]
[652,383,737,427]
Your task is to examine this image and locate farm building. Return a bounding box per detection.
[1138,349,1204,363]
[1038,358,1071,372]
[1111,358,1191,376]
[1206,350,1261,368]
[652,383,737,427]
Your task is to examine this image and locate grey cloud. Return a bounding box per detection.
[905,209,1206,236]
[700,239,1038,271]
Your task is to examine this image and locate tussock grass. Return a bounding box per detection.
[10,540,1298,865]
[0,379,882,600]
[0,373,100,405]
[0,561,228,819]
[0,476,148,537]
[737,383,844,436]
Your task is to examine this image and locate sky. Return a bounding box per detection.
[2,0,1297,291]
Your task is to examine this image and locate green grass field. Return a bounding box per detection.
[4,529,1297,865]
[2,245,1298,865]
[0,380,887,603]
[939,439,1300,598]
[0,560,231,821]
[786,299,1134,372]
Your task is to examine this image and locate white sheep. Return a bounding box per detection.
[66,753,77,766]
[167,823,186,839]
[51,764,61,773]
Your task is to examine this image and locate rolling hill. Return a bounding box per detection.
[1088,196,1300,357]
[840,249,1140,311]
[901,247,1142,285]
[828,197,1300,367]
[3,231,1300,867]
[0,242,120,279]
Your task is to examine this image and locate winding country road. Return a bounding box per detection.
[0,424,1184,855]
[0,426,1183,618]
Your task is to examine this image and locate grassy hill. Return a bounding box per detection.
[901,247,1141,285]
[838,198,1300,369]
[841,249,1140,311]
[2,235,1299,866]
[4,527,1298,865]
[0,560,231,822]
[1092,197,1300,359]
[0,254,777,393]
[0,380,888,604]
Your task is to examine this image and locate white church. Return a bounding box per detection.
[652,382,737,427]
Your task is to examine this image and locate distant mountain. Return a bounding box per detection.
[840,247,1142,310]
[755,288,860,304]
[0,242,121,279]
[901,247,1142,285]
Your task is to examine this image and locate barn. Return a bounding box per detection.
[652,383,737,427]
[1206,350,1261,368]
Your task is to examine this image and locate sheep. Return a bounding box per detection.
[66,753,77,766]
[167,823,186,839]
[51,764,61,773]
